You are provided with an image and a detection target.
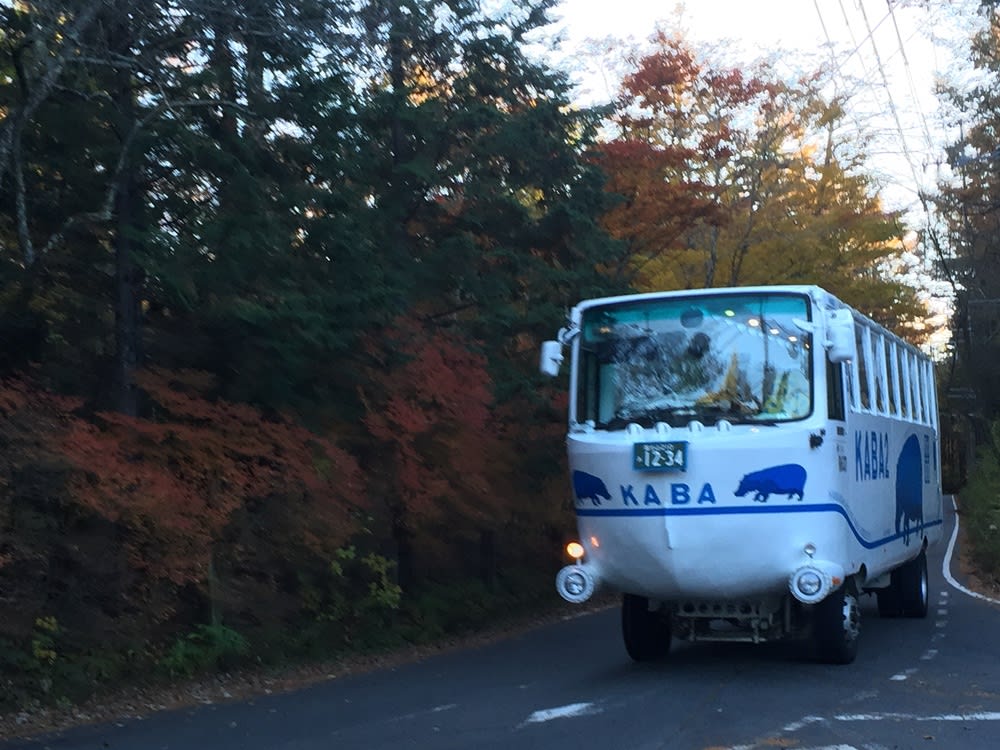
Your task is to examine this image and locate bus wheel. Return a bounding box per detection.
[813,584,860,665]
[621,594,671,662]
[898,550,929,618]
[876,572,902,617]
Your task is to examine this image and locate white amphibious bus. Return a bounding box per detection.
[540,285,942,664]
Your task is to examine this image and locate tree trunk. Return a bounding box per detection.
[110,17,144,417]
[479,528,497,591]
[392,519,414,592]
[113,165,143,416]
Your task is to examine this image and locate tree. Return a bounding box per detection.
[1,0,390,421]
[345,0,624,391]
[596,33,927,338]
[935,0,1000,419]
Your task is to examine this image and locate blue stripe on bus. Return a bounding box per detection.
[574,502,944,550]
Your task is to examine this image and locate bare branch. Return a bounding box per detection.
[34,96,253,258]
[12,135,34,266]
[0,1,107,190]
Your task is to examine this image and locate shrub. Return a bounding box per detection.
[959,421,1000,584]
[158,624,250,678]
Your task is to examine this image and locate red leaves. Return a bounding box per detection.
[47,369,365,586]
[0,378,29,415]
[597,34,825,288]
[620,36,698,110]
[360,316,498,529]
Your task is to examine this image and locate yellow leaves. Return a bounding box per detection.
[31,616,60,666]
[598,31,927,337]
[406,64,441,105]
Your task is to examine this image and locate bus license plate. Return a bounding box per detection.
[633,441,688,472]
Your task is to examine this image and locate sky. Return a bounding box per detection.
[547,0,981,218]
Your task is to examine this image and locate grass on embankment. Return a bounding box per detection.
[956,425,1000,589]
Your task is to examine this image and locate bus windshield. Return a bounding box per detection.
[576,292,813,429]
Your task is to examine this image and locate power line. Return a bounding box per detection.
[813,0,876,139]
[885,0,937,156]
[856,0,926,198]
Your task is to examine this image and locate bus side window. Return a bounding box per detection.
[844,360,857,410]
[827,360,846,421]
[855,325,871,411]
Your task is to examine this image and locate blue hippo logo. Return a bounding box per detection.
[896,435,923,545]
[572,470,611,505]
[735,464,807,502]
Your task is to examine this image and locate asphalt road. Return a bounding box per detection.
[5,497,999,750]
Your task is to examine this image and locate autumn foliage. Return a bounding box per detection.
[595,33,929,339]
[358,317,499,568]
[59,369,364,585]
[0,370,366,637]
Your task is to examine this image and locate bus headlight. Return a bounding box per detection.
[789,560,844,604]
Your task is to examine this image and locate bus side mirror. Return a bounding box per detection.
[826,309,855,363]
[540,340,564,376]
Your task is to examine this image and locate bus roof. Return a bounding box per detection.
[571,285,836,316]
[568,285,926,358]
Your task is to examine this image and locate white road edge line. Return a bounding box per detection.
[943,497,1000,605]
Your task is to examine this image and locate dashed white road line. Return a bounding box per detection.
[732,713,1000,749]
[782,715,824,732]
[518,701,600,727]
[834,711,1000,721]
[385,703,457,725]
[725,506,1000,750]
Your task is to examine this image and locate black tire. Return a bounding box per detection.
[813,584,861,665]
[621,593,671,662]
[876,571,903,618]
[898,549,929,618]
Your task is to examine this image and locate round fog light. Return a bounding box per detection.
[556,564,596,604]
[789,565,830,604]
[797,571,822,597]
[564,571,587,596]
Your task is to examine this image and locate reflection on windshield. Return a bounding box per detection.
[576,293,812,428]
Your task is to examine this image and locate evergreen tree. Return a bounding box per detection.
[935,0,1000,419]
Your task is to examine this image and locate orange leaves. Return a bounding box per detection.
[46,369,365,586]
[594,136,715,280]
